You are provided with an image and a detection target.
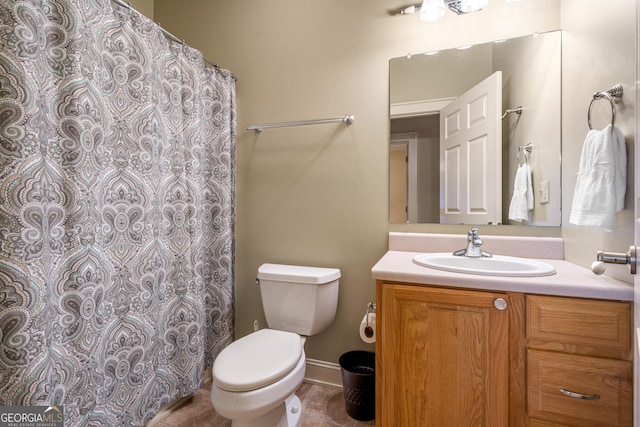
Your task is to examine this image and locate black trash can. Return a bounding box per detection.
[339,350,375,421]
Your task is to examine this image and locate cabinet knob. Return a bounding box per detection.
[493,298,507,311]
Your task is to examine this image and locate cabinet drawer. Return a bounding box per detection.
[527,295,631,357]
[529,419,571,427]
[528,350,632,427]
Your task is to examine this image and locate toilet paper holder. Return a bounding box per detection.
[365,302,376,327]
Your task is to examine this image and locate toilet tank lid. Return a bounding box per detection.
[257,263,341,284]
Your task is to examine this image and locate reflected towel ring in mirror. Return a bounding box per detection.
[587,84,623,130]
[517,143,533,166]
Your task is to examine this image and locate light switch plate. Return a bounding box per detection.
[540,181,550,204]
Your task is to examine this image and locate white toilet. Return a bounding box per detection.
[211,263,340,427]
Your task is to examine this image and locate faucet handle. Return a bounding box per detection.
[468,227,479,241]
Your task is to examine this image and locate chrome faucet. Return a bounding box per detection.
[453,228,492,258]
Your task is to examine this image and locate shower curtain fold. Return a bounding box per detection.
[0,0,235,425]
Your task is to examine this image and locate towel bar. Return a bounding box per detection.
[247,115,355,133]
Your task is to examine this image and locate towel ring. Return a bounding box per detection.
[587,84,623,130]
[517,143,533,166]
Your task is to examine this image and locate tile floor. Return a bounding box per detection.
[147,381,376,427]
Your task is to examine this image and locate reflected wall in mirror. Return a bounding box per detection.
[389,30,562,226]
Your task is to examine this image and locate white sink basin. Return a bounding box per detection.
[412,253,556,277]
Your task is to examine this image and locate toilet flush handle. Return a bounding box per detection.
[591,245,638,275]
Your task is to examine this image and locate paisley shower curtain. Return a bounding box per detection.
[0,0,235,425]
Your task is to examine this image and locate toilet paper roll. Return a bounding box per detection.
[359,313,376,344]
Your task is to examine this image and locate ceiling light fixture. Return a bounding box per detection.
[397,0,490,21]
[419,0,446,22]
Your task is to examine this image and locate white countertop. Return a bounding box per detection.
[371,233,634,301]
[372,251,633,301]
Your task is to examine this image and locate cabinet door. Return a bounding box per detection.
[377,283,509,426]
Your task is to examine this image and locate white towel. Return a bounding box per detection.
[569,124,626,231]
[508,163,534,222]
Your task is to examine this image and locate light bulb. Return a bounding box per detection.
[420,0,446,22]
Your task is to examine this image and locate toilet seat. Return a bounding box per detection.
[213,329,302,392]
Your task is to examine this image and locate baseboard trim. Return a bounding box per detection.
[304,358,343,389]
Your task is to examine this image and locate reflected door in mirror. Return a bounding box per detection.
[441,71,502,224]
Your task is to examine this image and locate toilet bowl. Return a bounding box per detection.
[211,330,306,426]
[211,264,340,427]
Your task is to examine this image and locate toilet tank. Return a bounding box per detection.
[257,264,340,336]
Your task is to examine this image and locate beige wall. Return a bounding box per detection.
[496,33,562,226]
[561,0,636,282]
[390,45,493,104]
[152,0,634,363]
[128,0,153,19]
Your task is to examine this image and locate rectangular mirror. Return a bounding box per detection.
[389,30,561,226]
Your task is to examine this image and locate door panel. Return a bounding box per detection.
[390,132,418,222]
[468,135,489,213]
[444,145,461,214]
[389,143,408,223]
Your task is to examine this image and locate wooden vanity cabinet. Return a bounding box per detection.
[376,281,633,427]
[375,282,517,426]
[526,295,633,427]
